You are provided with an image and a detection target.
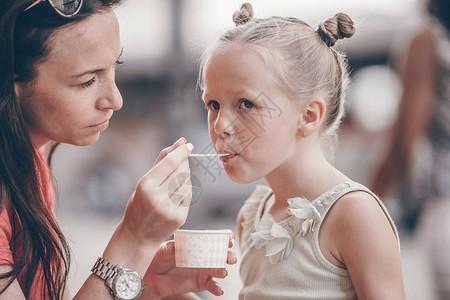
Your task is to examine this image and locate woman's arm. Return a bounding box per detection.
[0,266,26,300]
[73,139,193,299]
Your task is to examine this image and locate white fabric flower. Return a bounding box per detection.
[250,215,293,264]
[246,182,354,264]
[288,197,321,236]
[248,197,321,263]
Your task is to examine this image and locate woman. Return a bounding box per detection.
[0,0,235,299]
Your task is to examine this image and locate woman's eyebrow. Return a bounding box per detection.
[71,68,103,79]
[71,47,124,79]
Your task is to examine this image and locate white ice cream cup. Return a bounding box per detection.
[174,229,231,268]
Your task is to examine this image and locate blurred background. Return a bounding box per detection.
[52,0,441,298]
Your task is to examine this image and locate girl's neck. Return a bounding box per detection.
[265,139,349,207]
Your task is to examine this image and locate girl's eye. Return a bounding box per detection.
[81,77,96,88]
[239,99,255,109]
[207,100,220,111]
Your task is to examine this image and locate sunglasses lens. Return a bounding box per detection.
[49,0,82,16]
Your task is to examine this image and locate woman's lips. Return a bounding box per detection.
[89,120,109,131]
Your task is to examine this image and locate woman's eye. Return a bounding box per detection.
[114,59,124,70]
[81,76,96,88]
[207,100,220,110]
[239,100,255,109]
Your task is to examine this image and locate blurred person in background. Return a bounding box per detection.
[0,0,235,299]
[370,0,450,298]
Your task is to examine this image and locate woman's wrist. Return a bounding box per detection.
[100,221,160,277]
[162,293,202,300]
[140,282,163,300]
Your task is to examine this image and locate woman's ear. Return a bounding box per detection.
[297,98,326,137]
[14,82,22,101]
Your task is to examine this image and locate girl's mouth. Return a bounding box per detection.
[220,153,238,162]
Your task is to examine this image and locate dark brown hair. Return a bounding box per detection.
[0,0,122,298]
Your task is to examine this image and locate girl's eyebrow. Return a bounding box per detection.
[71,47,124,79]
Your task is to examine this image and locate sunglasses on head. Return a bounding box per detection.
[24,0,83,17]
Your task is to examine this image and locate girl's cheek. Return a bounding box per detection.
[208,120,214,136]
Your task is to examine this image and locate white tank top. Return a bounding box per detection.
[238,181,399,300]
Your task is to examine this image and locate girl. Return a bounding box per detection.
[0,0,235,299]
[198,3,405,299]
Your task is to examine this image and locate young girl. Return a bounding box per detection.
[198,3,405,299]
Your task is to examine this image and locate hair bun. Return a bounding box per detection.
[317,13,355,47]
[233,2,254,26]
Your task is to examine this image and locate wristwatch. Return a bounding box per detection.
[91,257,145,300]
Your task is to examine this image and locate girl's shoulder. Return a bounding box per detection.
[237,185,272,244]
[238,185,272,219]
[321,186,399,252]
[319,187,404,298]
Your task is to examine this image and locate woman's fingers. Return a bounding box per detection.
[229,232,235,248]
[149,143,193,186]
[153,137,186,167]
[226,232,237,264]
[162,163,193,209]
[227,250,238,265]
[205,278,224,296]
[206,268,228,279]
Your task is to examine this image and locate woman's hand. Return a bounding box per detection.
[143,238,238,299]
[120,137,193,246]
[102,138,194,277]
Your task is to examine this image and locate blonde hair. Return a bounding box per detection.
[198,3,356,156]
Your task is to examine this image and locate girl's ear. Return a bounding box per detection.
[297,98,326,137]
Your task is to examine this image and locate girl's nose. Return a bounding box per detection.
[214,110,238,137]
[214,109,235,137]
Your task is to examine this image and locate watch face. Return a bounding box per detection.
[114,272,143,299]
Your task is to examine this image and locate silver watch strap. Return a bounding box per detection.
[91,257,118,282]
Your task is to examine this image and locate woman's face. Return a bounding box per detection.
[17,10,123,148]
[202,44,301,184]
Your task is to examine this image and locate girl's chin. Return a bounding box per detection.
[225,168,264,184]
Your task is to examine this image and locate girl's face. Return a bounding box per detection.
[16,10,123,148]
[202,44,301,183]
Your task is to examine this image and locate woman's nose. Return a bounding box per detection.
[97,78,123,111]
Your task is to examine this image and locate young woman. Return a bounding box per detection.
[0,0,235,299]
